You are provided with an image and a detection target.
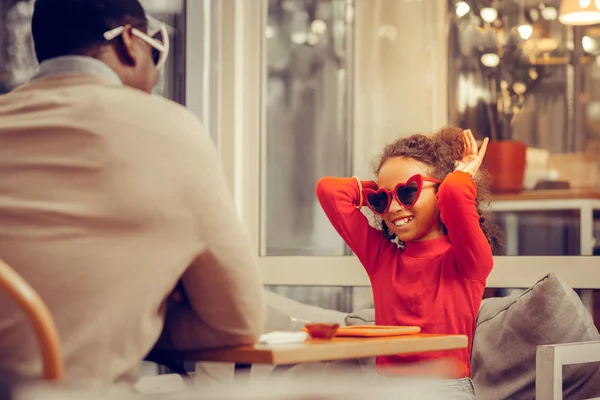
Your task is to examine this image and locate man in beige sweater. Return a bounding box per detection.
[0,0,264,387]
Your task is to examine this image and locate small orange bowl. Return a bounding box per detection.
[304,323,340,339]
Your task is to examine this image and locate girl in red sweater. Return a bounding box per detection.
[316,127,501,398]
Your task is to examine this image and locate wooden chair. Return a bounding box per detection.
[0,258,62,381]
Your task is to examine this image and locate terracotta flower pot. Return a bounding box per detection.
[482,140,527,193]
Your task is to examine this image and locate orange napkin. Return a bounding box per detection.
[335,325,420,337]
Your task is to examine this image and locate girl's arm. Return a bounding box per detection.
[437,171,493,281]
[316,177,395,275]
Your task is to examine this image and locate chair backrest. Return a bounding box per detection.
[0,258,62,381]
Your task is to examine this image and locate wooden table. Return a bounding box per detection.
[148,334,468,376]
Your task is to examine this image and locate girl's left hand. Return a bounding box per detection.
[454,129,489,177]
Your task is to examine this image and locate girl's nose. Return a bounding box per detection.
[388,197,403,213]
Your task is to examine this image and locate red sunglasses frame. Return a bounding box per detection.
[361,174,441,215]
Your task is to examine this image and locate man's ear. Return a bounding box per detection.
[114,24,139,67]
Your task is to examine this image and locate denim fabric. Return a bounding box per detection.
[439,377,476,400]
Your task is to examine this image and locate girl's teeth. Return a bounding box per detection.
[394,217,413,226]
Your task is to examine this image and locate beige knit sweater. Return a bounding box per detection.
[0,74,265,386]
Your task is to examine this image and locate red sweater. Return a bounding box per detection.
[316,171,493,377]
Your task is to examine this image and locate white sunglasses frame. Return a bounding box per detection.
[103,25,169,70]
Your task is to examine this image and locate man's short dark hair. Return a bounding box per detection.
[31,0,148,63]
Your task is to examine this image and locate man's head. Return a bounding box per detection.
[31,0,164,93]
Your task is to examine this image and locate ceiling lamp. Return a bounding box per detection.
[518,24,534,39]
[480,7,498,23]
[540,6,558,20]
[481,53,500,67]
[559,0,600,25]
[456,2,471,17]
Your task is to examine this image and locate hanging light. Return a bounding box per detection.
[517,0,533,40]
[582,35,598,52]
[481,53,500,67]
[518,24,534,39]
[455,2,471,17]
[540,5,558,20]
[480,7,498,23]
[558,0,600,25]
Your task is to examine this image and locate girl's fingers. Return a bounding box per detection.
[462,131,470,155]
[478,137,489,158]
[463,129,478,155]
[468,130,478,154]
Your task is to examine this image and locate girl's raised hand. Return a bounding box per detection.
[454,129,488,177]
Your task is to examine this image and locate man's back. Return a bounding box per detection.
[0,74,264,384]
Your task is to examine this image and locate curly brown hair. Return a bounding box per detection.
[373,126,503,251]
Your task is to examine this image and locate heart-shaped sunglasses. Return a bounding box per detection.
[362,174,441,215]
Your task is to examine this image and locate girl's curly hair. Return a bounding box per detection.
[373,126,503,251]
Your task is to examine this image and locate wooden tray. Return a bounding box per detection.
[335,325,421,337]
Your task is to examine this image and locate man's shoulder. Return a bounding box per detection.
[82,85,204,140]
[0,78,208,153]
[103,86,196,121]
[6,75,199,128]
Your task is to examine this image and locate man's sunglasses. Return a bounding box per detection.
[103,24,169,70]
[362,174,441,215]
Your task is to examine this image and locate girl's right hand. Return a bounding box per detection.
[353,178,377,209]
[454,129,489,177]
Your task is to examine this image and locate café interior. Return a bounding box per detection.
[1,0,600,399]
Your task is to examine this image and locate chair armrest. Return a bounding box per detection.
[536,341,600,400]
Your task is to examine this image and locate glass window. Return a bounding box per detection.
[140,0,186,104]
[262,0,353,257]
[447,0,600,257]
[254,1,600,314]
[260,0,449,307]
[492,210,583,256]
[0,0,37,94]
[261,0,448,257]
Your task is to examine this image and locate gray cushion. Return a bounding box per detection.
[264,289,348,331]
[472,273,600,400]
[345,308,375,327]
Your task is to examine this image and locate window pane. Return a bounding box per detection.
[262,0,352,256]
[0,0,37,93]
[259,0,600,260]
[447,0,600,256]
[140,0,186,104]
[492,210,587,256]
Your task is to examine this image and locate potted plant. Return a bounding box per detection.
[471,4,548,193]
[481,74,530,194]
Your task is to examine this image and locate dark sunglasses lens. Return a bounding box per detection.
[396,181,419,207]
[366,192,389,214]
[151,48,160,65]
[151,29,164,44]
[150,30,164,65]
